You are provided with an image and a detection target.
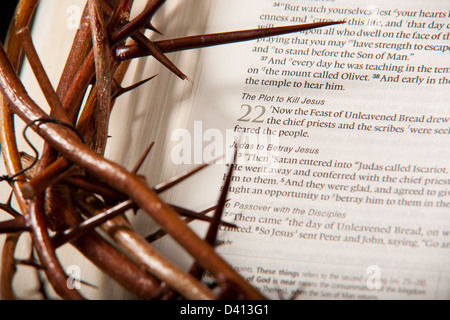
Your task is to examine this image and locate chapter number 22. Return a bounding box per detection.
[238,104,266,123]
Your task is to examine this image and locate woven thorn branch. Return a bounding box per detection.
[0,0,342,300]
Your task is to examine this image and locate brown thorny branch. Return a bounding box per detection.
[0,0,343,300]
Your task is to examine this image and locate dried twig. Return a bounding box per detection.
[0,0,342,300]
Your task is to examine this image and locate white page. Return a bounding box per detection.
[153,0,450,300]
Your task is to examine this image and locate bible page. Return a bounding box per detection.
[152,0,450,300]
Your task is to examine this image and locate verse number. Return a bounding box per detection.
[238,104,266,123]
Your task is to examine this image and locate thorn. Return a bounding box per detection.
[52,200,134,248]
[67,276,99,290]
[64,175,126,201]
[188,150,237,280]
[112,74,158,99]
[0,201,22,219]
[145,202,235,243]
[109,0,165,44]
[115,21,346,61]
[204,148,238,247]
[131,32,187,80]
[153,155,222,193]
[16,27,71,124]
[7,191,14,207]
[0,217,28,234]
[35,266,50,300]
[145,228,167,243]
[15,259,44,270]
[146,22,163,35]
[131,141,155,174]
[170,204,237,228]
[153,163,211,193]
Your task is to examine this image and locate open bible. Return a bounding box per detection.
[1,0,449,300]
